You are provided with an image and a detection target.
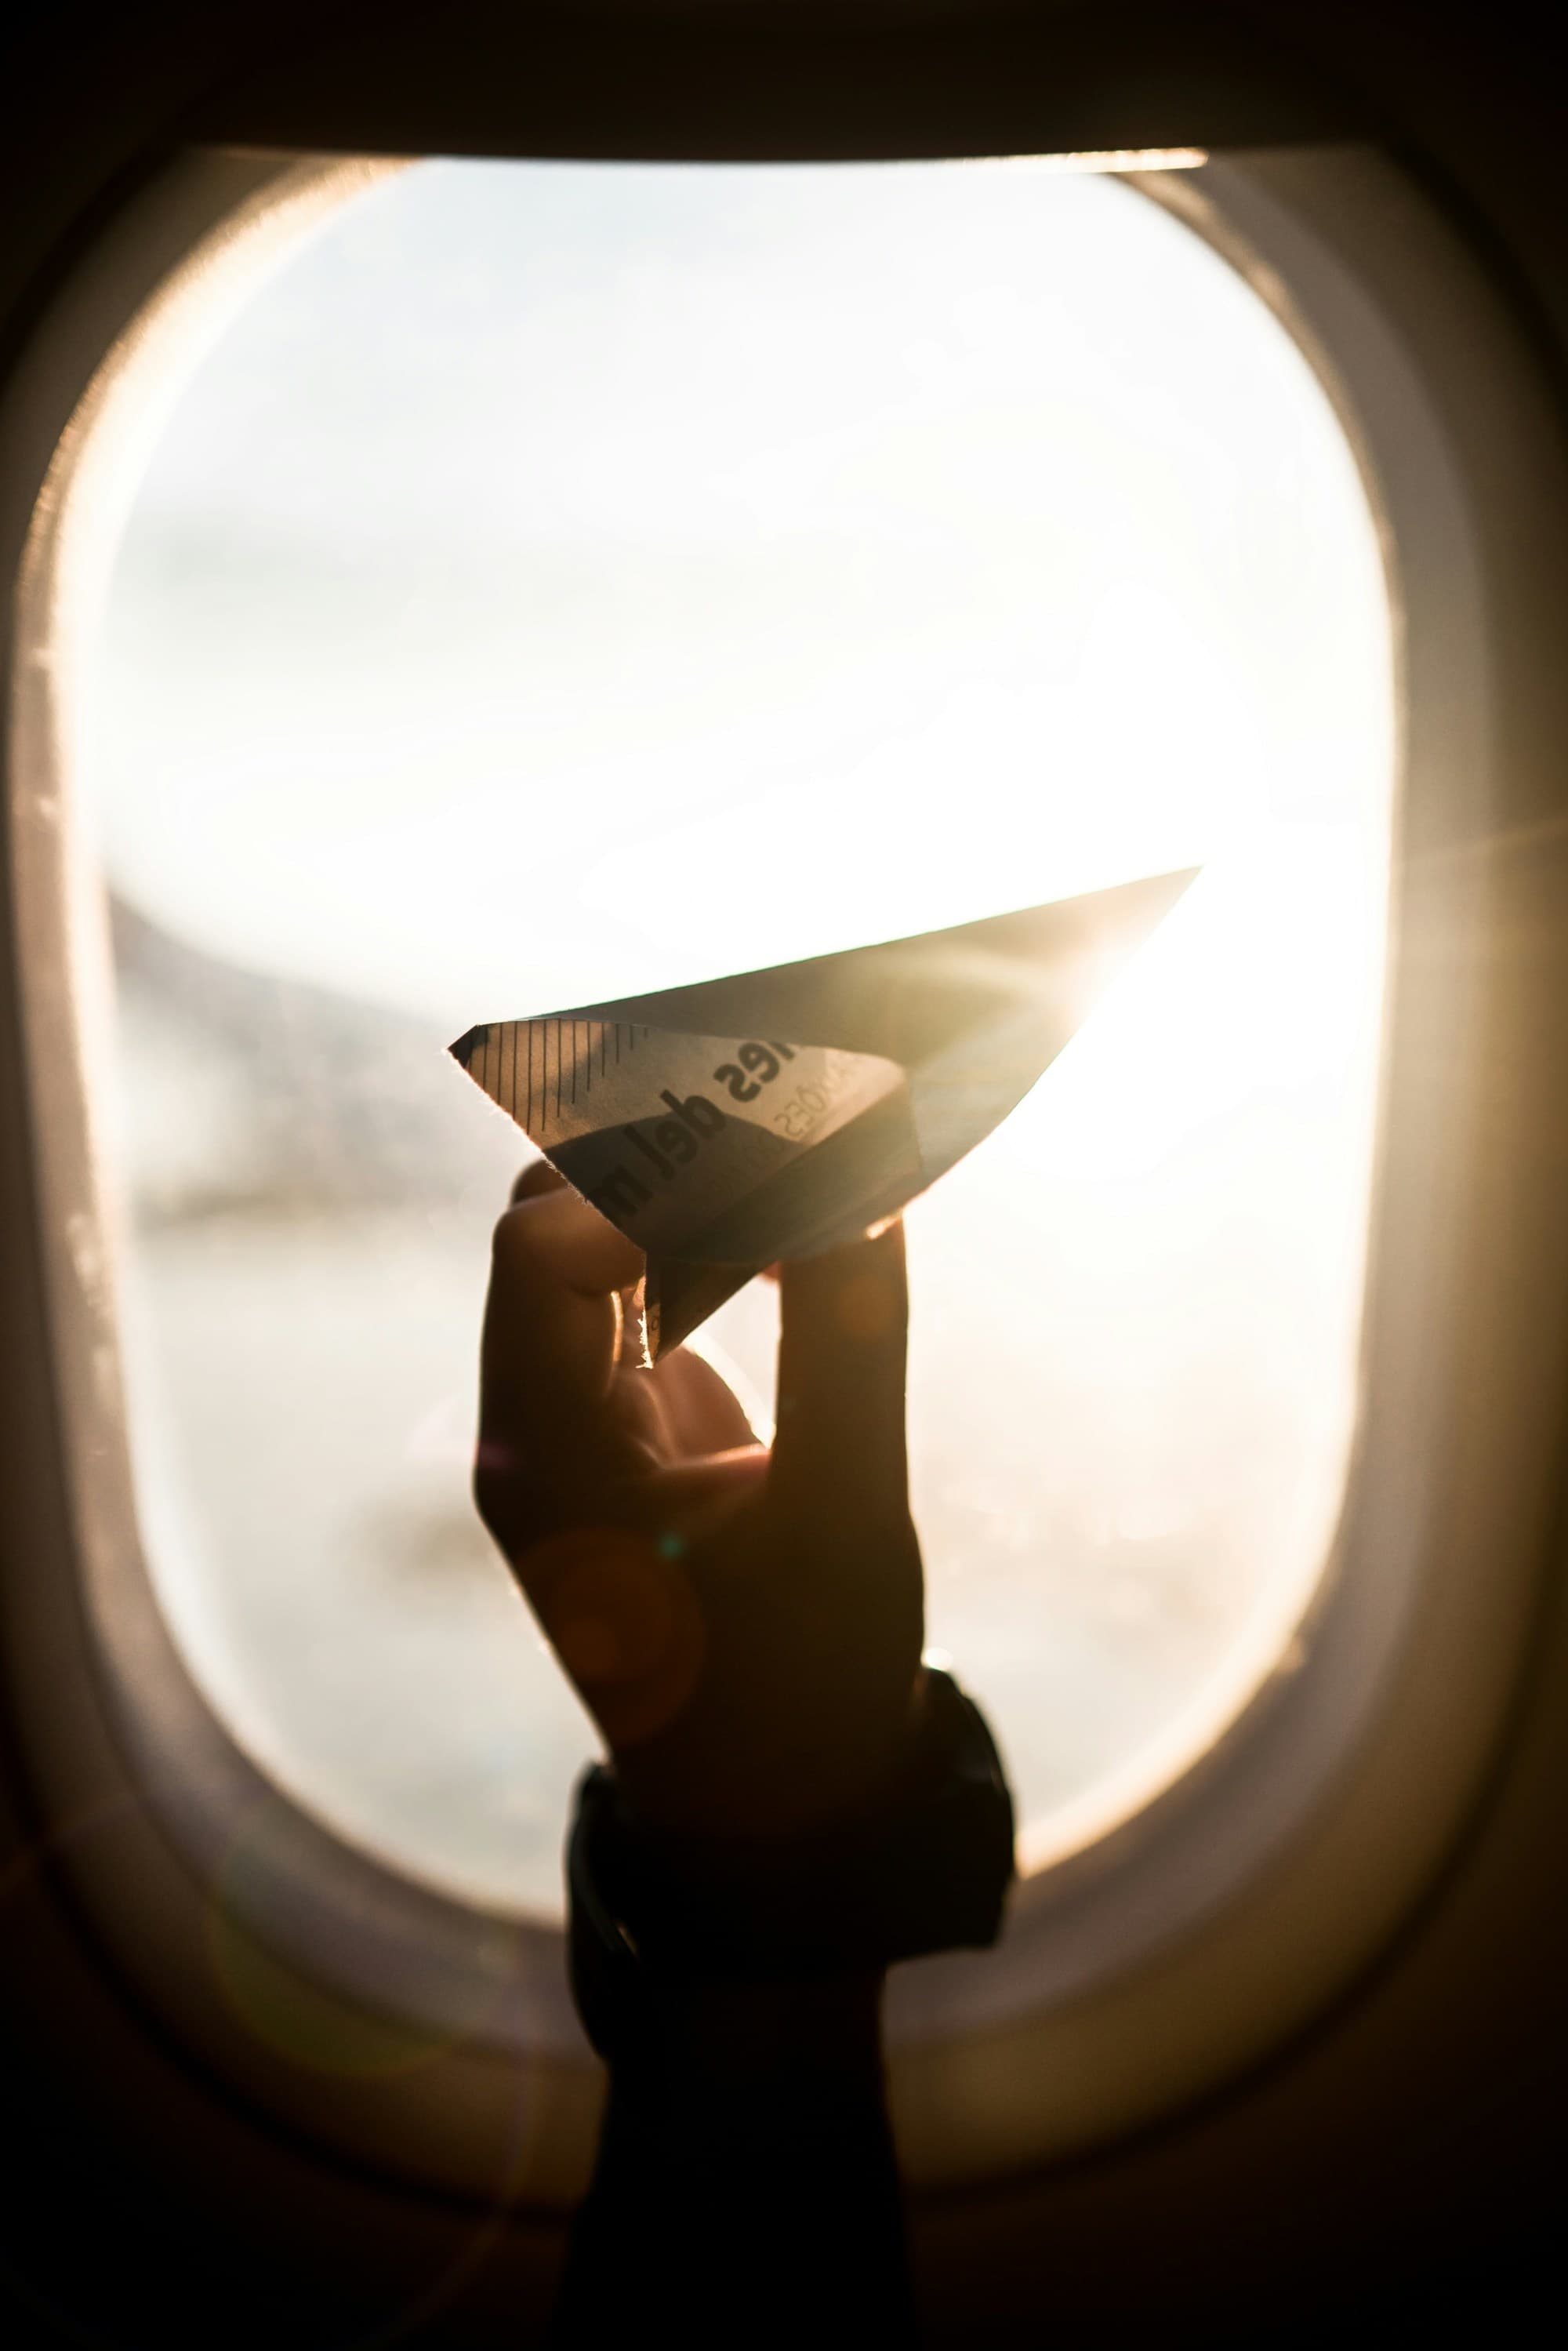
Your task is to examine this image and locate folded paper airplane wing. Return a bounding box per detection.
[452,869,1196,1356]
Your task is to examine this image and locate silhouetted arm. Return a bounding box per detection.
[554,1970,916,2344]
[472,1170,933,2340]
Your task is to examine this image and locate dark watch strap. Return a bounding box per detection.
[566,1668,1014,2061]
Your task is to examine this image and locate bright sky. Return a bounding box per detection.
[82,157,1397,1897]
[84,156,1390,1033]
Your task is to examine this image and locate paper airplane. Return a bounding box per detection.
[452,870,1196,1356]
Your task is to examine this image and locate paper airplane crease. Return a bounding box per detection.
[451,869,1196,1356]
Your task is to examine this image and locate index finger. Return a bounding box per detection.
[477,1183,645,1498]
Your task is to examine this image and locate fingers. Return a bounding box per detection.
[476,1178,646,1543]
[650,1346,762,1457]
[512,1161,654,1364]
[770,1219,909,1526]
[483,1185,645,1418]
[510,1156,564,1206]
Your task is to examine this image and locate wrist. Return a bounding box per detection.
[652,1964,885,2082]
[565,1665,1014,2131]
[574,1667,1011,1983]
[611,1967,887,2148]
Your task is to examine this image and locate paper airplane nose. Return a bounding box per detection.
[452,867,1196,1354]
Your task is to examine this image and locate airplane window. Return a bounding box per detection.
[78,156,1392,1915]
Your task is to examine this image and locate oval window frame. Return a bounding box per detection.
[1,136,1563,2203]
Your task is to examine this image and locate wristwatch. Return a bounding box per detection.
[565,1665,1015,2071]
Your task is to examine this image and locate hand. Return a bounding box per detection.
[474,1164,926,1842]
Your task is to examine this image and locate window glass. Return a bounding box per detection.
[80,158,1392,1911]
